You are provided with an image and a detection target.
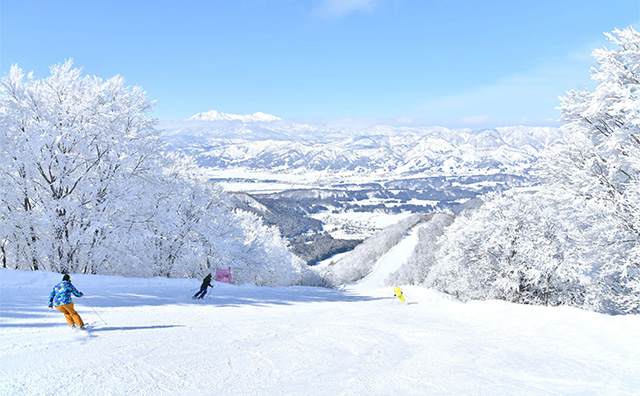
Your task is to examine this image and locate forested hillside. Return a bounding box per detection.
[397,28,640,314]
[0,62,308,286]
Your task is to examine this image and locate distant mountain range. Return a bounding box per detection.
[161,121,562,178]
[188,110,281,123]
[159,119,563,263]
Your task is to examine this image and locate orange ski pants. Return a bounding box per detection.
[56,303,85,327]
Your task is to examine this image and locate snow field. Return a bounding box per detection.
[1,268,639,396]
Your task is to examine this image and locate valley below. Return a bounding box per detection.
[161,121,560,264]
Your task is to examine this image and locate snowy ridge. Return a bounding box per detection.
[188,110,281,122]
[161,122,561,177]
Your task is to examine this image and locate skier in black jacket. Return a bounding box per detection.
[193,273,213,299]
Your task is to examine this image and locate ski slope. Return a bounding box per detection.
[1,267,639,396]
[348,223,422,291]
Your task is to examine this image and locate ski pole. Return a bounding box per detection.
[206,285,214,300]
[82,296,107,325]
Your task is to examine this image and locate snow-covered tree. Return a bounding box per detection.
[425,190,596,308]
[230,209,311,286]
[411,27,640,314]
[541,27,640,312]
[0,61,306,285]
[0,61,158,273]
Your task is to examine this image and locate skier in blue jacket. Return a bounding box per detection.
[48,274,86,329]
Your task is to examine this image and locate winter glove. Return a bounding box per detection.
[48,303,53,308]
[79,292,84,297]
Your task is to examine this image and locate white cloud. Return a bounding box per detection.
[315,0,377,18]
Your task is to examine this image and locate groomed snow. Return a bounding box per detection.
[348,223,422,291]
[2,267,638,395]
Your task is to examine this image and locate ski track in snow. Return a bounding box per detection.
[2,262,640,395]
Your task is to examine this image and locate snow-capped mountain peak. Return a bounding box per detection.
[188,110,281,122]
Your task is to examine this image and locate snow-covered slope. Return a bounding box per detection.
[317,214,426,286]
[348,221,423,291]
[2,268,638,395]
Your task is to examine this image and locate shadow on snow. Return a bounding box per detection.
[0,285,383,322]
[89,325,185,332]
[84,285,384,308]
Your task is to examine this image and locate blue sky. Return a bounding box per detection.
[1,0,638,127]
